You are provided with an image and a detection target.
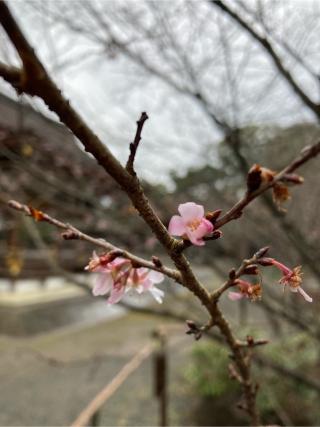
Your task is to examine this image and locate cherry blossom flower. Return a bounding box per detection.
[228,279,262,302]
[260,258,312,303]
[86,253,131,303]
[168,202,214,246]
[127,268,164,303]
[85,252,164,304]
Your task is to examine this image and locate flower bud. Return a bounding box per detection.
[254,246,270,259]
[257,257,274,266]
[205,209,222,223]
[152,256,163,268]
[186,320,197,330]
[229,268,237,280]
[242,265,259,275]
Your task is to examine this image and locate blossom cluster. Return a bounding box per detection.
[228,258,312,303]
[86,201,313,306]
[85,252,164,304]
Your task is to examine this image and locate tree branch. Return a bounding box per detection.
[7,199,181,283]
[211,247,268,301]
[0,61,22,90]
[214,140,320,229]
[126,112,149,175]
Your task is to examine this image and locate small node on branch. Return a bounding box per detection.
[282,173,304,184]
[151,256,163,268]
[204,230,223,241]
[185,320,203,340]
[229,268,236,280]
[61,230,80,240]
[242,265,259,275]
[247,164,275,193]
[228,363,243,384]
[233,210,243,220]
[100,249,124,264]
[247,164,262,193]
[205,209,222,223]
[28,206,45,221]
[126,112,149,175]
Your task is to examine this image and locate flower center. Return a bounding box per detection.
[187,219,201,231]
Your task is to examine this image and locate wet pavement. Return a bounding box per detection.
[0,312,200,426]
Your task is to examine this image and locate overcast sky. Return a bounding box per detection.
[1,0,319,186]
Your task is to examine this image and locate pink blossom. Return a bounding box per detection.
[228,279,262,302]
[85,253,164,304]
[127,268,164,303]
[262,258,312,303]
[85,253,131,304]
[168,202,214,246]
[228,291,245,301]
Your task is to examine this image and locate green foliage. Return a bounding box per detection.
[185,341,239,398]
[186,334,320,425]
[255,333,319,423]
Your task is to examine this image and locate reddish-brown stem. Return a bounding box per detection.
[126,112,149,175]
[214,141,320,230]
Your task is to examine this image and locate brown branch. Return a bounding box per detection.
[7,199,181,283]
[0,0,213,309]
[0,61,22,90]
[214,141,320,229]
[212,0,320,118]
[121,303,320,395]
[126,111,149,175]
[0,3,279,423]
[212,246,268,301]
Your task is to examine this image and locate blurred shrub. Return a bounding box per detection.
[186,334,320,425]
[185,341,239,397]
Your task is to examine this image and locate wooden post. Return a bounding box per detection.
[89,411,100,427]
[153,328,168,427]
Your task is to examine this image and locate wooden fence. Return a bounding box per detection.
[71,327,169,427]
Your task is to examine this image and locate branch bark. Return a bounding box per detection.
[126,112,149,175]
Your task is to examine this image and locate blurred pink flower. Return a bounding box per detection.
[85,253,131,303]
[85,253,164,304]
[128,268,164,303]
[262,258,312,303]
[168,202,214,246]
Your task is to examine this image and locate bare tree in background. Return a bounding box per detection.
[16,0,320,359]
[1,0,320,425]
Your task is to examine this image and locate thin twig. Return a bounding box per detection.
[7,200,181,282]
[126,111,149,175]
[211,247,269,301]
[214,141,320,229]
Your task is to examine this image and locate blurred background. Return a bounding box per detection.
[0,0,320,425]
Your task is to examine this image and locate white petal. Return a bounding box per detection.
[178,202,204,221]
[92,274,112,296]
[168,215,186,236]
[149,287,164,304]
[297,287,313,303]
[148,270,164,284]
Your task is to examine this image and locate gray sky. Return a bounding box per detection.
[1,0,319,186]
